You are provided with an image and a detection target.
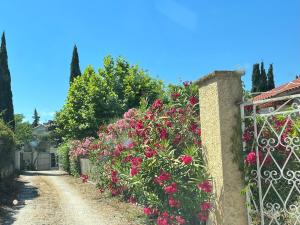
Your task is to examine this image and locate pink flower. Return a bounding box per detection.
[200,201,211,210]
[161,212,169,218]
[123,108,137,119]
[180,155,193,165]
[143,207,153,215]
[189,96,198,105]
[152,99,163,110]
[130,166,140,176]
[171,92,181,100]
[197,212,208,221]
[157,217,169,225]
[155,171,171,185]
[160,128,168,140]
[164,182,177,194]
[246,152,256,165]
[197,181,212,193]
[80,174,88,183]
[164,120,172,127]
[176,216,185,224]
[168,196,180,208]
[131,157,143,166]
[144,147,157,158]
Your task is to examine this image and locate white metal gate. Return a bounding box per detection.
[241,94,300,225]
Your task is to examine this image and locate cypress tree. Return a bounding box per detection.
[69,45,81,84]
[267,64,275,90]
[0,32,15,130]
[251,63,260,93]
[259,62,268,92]
[32,108,40,127]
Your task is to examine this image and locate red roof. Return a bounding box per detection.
[253,77,300,102]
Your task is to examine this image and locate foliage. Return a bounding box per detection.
[251,63,260,93]
[14,114,33,149]
[32,108,40,128]
[258,62,268,92]
[57,141,72,173]
[267,64,275,90]
[69,82,213,225]
[0,120,15,169]
[55,56,164,140]
[0,32,15,130]
[251,62,275,93]
[70,45,81,84]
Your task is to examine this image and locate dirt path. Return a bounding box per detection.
[3,171,143,225]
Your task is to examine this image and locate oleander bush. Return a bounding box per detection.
[69,82,213,225]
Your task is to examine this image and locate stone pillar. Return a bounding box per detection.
[196,71,247,225]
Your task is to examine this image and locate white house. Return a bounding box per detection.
[15,124,58,171]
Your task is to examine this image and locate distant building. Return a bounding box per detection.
[253,77,300,102]
[252,76,300,112]
[15,124,58,171]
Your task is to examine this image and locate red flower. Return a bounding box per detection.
[164,120,172,127]
[189,96,198,105]
[160,128,168,140]
[111,170,119,183]
[157,217,169,225]
[152,99,163,110]
[161,212,169,218]
[197,181,212,193]
[155,171,171,185]
[171,92,180,100]
[130,166,140,176]
[246,151,257,165]
[144,147,157,158]
[131,157,143,166]
[176,216,185,224]
[200,201,211,210]
[168,196,180,208]
[183,81,192,87]
[197,212,208,221]
[164,182,177,194]
[180,155,193,165]
[173,134,182,145]
[144,207,153,215]
[80,174,88,183]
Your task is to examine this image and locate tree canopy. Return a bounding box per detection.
[55,56,164,140]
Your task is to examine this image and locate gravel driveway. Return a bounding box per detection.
[3,171,143,225]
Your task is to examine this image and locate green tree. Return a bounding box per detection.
[0,32,15,130]
[32,109,40,127]
[55,56,164,140]
[55,66,120,139]
[258,61,268,92]
[69,45,81,84]
[251,63,261,93]
[14,114,33,149]
[267,64,275,90]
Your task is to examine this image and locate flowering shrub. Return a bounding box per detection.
[69,83,213,224]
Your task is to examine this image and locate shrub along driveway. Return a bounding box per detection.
[3,170,143,225]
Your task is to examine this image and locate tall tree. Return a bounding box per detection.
[251,63,260,93]
[69,45,81,84]
[0,32,15,130]
[259,62,268,92]
[267,64,275,90]
[32,108,40,127]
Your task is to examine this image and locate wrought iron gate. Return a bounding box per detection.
[241,94,300,225]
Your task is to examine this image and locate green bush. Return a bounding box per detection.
[57,141,71,173]
[0,120,15,169]
[69,156,80,177]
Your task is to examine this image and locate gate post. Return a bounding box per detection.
[196,71,247,225]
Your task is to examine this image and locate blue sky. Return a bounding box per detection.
[0,0,299,122]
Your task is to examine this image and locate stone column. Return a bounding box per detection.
[196,71,247,225]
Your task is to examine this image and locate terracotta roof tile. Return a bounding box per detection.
[253,77,300,102]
